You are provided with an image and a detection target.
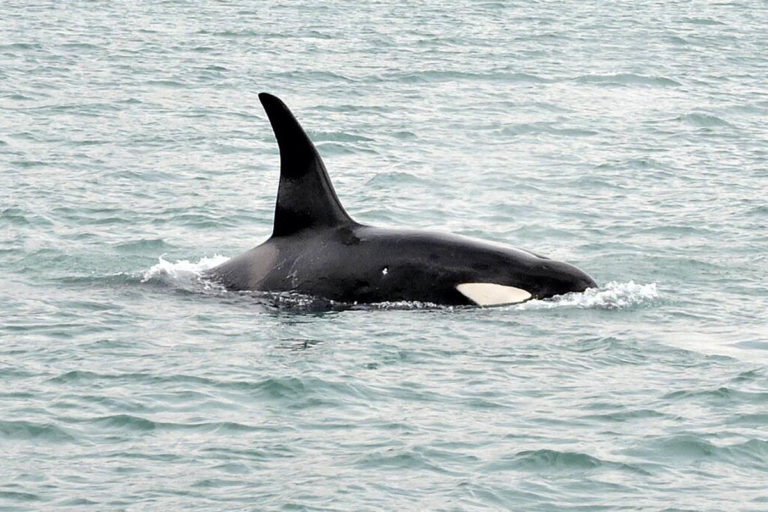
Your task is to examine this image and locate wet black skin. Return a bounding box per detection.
[211,224,597,305]
[206,93,597,306]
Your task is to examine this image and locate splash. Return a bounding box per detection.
[140,254,229,291]
[516,281,659,310]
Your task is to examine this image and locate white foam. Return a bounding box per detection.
[515,281,659,310]
[141,254,229,289]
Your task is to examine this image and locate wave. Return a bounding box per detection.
[140,254,229,292]
[0,419,74,443]
[627,434,768,466]
[678,112,733,128]
[486,448,650,475]
[381,70,550,84]
[515,281,659,310]
[505,449,604,470]
[67,414,278,434]
[574,73,680,87]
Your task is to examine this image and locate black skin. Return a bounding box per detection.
[205,93,597,306]
[208,224,597,306]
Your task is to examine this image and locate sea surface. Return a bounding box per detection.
[2,1,767,510]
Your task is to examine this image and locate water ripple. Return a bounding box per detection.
[2,0,767,510]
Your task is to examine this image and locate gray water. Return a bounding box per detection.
[2,1,768,510]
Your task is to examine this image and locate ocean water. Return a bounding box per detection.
[2,0,767,510]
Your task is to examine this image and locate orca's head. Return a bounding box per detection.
[527,260,597,300]
[455,257,597,306]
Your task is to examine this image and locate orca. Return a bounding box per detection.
[206,93,597,306]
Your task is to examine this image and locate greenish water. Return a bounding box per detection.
[2,1,767,510]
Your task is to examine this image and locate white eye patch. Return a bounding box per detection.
[456,282,532,306]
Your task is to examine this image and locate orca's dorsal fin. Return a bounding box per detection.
[259,93,355,237]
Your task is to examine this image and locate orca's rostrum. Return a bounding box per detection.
[207,93,597,306]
